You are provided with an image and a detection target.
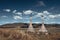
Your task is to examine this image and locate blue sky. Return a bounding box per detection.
[0,0,60,25]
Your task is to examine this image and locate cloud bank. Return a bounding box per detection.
[13,16,22,20]
[3,9,11,12]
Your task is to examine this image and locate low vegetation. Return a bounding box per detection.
[0,28,60,40]
[0,29,34,40]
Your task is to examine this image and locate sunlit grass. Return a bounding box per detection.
[0,28,60,40]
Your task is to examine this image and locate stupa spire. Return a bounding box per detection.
[38,15,48,35]
[27,13,35,32]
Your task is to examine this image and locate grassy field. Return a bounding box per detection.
[0,28,60,40]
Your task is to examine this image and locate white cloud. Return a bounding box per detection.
[34,11,49,18]
[23,10,33,14]
[57,14,60,16]
[3,9,11,12]
[48,14,60,19]
[36,1,45,7]
[33,13,43,18]
[13,16,22,20]
[43,11,50,15]
[38,13,43,16]
[48,15,56,18]
[33,22,40,24]
[13,10,17,13]
[15,12,22,15]
[37,13,45,18]
[12,10,22,16]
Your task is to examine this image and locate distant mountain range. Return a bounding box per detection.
[0,23,60,28]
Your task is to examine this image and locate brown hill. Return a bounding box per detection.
[0,23,60,28]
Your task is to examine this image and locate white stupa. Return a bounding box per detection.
[38,15,48,35]
[27,14,35,32]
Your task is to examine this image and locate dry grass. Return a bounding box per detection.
[0,29,34,40]
[0,28,60,40]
